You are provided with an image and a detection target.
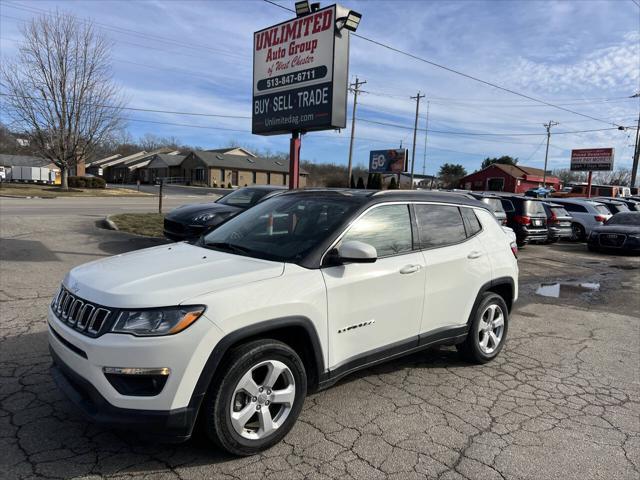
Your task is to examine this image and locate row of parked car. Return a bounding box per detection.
[462,191,640,253]
[162,185,640,255]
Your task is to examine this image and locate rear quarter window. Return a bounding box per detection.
[551,207,570,217]
[594,205,611,215]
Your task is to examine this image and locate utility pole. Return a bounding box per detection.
[410,91,425,189]
[542,120,559,187]
[422,101,430,176]
[347,77,366,185]
[632,110,640,189]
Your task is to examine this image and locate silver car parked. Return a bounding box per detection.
[549,198,612,241]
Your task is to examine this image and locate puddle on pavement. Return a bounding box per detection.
[535,281,600,298]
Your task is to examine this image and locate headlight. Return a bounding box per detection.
[112,306,205,336]
[192,212,217,223]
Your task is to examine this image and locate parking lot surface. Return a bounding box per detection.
[1,210,639,480]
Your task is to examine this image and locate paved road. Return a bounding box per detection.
[0,194,219,217]
[1,211,639,480]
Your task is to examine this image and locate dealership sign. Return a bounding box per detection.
[369,149,408,173]
[570,148,614,171]
[252,5,351,135]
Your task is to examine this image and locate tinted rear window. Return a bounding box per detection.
[500,199,515,212]
[524,201,546,215]
[484,198,505,213]
[415,204,467,248]
[550,207,569,217]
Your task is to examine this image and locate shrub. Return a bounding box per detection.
[68,176,106,189]
[227,182,232,188]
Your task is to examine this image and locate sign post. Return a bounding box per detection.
[252,3,358,189]
[570,148,614,198]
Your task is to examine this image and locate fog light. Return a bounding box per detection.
[103,367,170,396]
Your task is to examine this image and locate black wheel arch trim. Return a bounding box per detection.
[467,277,516,324]
[188,316,325,418]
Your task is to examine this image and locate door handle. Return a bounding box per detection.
[467,251,483,259]
[399,264,422,274]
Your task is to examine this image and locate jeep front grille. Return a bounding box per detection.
[51,286,112,337]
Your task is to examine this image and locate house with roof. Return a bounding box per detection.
[146,153,186,182]
[458,163,561,193]
[180,150,308,187]
[0,154,61,183]
[89,148,177,183]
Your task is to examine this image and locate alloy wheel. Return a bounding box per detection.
[478,304,505,355]
[229,360,296,440]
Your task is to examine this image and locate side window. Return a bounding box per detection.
[415,204,467,248]
[563,203,587,213]
[461,208,482,237]
[340,204,412,257]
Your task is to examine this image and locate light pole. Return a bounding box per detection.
[410,91,425,189]
[543,120,559,187]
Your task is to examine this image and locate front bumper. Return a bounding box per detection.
[47,306,224,438]
[50,347,196,441]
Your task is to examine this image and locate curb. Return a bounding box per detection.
[0,194,56,199]
[103,215,119,231]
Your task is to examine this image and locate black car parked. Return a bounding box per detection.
[163,186,286,241]
[541,202,573,243]
[587,212,640,253]
[499,195,548,246]
[468,193,508,225]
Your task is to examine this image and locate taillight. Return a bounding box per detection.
[550,212,557,222]
[594,215,606,222]
[502,218,508,225]
[510,241,518,258]
[513,215,531,225]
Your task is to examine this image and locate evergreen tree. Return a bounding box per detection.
[356,177,365,189]
[388,177,398,189]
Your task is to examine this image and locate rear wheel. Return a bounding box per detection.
[570,223,586,242]
[202,339,307,456]
[458,292,509,364]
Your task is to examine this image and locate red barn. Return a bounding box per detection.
[459,164,561,193]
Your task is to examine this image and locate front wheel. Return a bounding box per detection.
[202,339,307,456]
[458,292,509,364]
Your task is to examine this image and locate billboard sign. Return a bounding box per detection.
[252,5,351,135]
[570,148,614,171]
[369,149,408,173]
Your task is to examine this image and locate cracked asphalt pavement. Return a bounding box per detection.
[1,204,639,480]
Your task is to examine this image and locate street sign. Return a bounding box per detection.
[252,4,351,135]
[570,148,614,171]
[369,149,408,173]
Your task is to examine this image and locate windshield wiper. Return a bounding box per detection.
[204,241,252,255]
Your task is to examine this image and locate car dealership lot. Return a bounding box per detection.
[1,208,639,480]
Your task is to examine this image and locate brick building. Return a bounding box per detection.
[459,163,561,193]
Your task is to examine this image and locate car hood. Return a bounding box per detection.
[166,202,241,220]
[592,225,640,235]
[63,242,284,308]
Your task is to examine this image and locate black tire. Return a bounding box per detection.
[202,339,307,456]
[457,292,509,364]
[570,222,585,242]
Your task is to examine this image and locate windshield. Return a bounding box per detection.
[606,213,640,226]
[216,188,274,207]
[483,198,505,213]
[202,194,363,262]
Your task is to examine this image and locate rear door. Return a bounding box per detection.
[322,203,425,369]
[414,204,492,333]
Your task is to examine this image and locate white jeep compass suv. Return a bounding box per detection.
[48,190,518,455]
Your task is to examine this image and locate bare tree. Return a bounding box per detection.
[1,11,124,189]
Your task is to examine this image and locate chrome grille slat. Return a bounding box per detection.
[51,285,112,336]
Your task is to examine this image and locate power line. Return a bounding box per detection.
[356,117,623,136]
[262,0,625,128]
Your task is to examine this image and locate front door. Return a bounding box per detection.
[321,204,425,370]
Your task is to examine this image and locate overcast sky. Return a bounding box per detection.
[1,0,639,175]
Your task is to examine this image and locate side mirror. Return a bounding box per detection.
[336,240,377,264]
